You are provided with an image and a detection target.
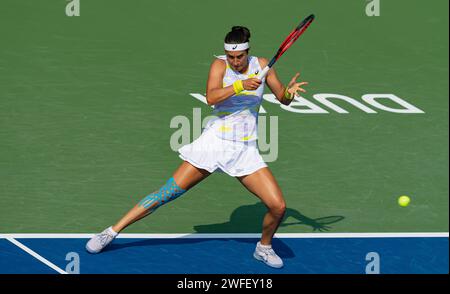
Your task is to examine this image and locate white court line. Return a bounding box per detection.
[4,237,68,274]
[0,232,448,239]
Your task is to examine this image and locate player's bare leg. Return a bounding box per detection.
[86,161,210,253]
[112,161,210,232]
[237,167,286,245]
[237,167,286,268]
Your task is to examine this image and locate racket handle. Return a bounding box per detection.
[257,66,270,80]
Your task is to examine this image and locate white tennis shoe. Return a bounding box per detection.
[253,241,284,268]
[86,227,118,254]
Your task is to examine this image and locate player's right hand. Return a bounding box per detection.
[242,78,262,91]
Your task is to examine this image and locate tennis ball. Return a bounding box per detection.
[398,195,411,207]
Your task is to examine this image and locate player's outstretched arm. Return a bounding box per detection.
[260,57,308,106]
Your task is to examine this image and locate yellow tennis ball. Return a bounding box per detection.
[398,196,411,207]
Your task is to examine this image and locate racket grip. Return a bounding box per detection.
[257,66,270,80]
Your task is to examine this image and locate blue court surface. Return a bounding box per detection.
[0,233,448,274]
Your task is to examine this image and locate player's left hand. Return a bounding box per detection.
[286,72,308,98]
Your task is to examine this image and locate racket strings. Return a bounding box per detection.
[275,17,314,61]
[264,14,315,70]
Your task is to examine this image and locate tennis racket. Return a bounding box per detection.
[257,14,315,80]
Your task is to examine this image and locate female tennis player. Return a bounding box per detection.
[86,26,308,268]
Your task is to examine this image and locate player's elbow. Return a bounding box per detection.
[206,95,214,106]
[206,90,222,105]
[206,96,216,106]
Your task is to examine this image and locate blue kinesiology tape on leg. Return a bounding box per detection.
[138,177,186,210]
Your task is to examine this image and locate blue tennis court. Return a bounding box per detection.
[1,234,447,274]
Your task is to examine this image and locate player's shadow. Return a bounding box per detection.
[103,202,344,259]
[190,202,344,258]
[193,202,345,234]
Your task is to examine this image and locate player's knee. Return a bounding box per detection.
[269,199,286,217]
[137,177,186,211]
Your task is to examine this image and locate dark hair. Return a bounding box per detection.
[224,26,251,44]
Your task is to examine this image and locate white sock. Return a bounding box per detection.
[107,226,118,237]
[258,241,272,249]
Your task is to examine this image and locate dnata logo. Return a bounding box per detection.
[189,93,424,114]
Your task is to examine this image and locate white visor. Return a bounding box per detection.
[224,42,249,51]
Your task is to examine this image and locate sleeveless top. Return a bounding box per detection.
[204,55,266,142]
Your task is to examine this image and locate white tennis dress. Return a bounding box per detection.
[178,55,268,177]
